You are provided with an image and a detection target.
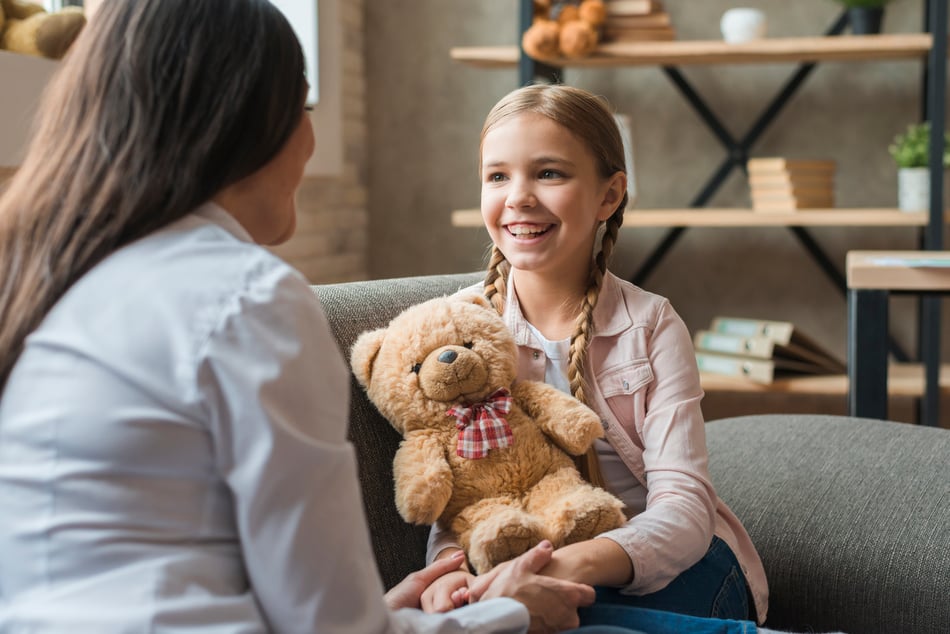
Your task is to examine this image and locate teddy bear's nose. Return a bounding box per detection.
[438,350,458,364]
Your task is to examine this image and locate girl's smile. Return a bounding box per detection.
[506,222,555,239]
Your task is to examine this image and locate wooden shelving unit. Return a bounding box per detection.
[450,4,948,417]
[452,208,942,228]
[451,33,934,68]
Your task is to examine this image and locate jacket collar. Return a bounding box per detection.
[504,270,633,346]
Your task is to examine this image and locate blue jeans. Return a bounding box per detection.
[568,537,757,634]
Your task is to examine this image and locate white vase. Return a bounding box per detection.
[720,8,767,44]
[898,166,931,212]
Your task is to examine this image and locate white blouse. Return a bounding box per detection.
[0,203,527,633]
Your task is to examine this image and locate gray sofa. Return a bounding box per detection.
[313,273,950,634]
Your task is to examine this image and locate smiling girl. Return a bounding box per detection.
[423,84,770,632]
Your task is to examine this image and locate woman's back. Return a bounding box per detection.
[0,204,304,629]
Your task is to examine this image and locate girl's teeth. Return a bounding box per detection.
[509,225,547,236]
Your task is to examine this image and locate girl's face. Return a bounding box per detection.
[480,113,624,280]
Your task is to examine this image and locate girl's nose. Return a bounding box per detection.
[506,182,536,209]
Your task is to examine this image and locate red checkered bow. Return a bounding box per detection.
[447,388,514,459]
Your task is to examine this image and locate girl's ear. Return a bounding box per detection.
[597,170,627,221]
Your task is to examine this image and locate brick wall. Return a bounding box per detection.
[271,0,368,284]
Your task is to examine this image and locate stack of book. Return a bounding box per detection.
[602,0,675,42]
[747,158,836,212]
[693,316,846,385]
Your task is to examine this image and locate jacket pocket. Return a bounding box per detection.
[596,361,653,438]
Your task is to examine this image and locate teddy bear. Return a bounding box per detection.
[1,0,86,59]
[350,293,626,574]
[521,0,607,61]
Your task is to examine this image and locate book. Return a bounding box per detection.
[694,317,845,383]
[747,158,836,174]
[603,26,676,42]
[707,316,845,371]
[751,196,835,212]
[604,0,663,17]
[751,191,835,211]
[748,172,835,188]
[694,351,829,384]
[604,12,672,29]
[694,329,845,373]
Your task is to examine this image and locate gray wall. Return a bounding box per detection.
[365,0,948,408]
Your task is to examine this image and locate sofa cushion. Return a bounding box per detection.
[313,273,482,590]
[706,414,950,633]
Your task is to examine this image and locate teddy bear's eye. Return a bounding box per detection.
[411,363,422,374]
[463,341,474,349]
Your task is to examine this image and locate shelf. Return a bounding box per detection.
[450,34,933,69]
[451,208,940,228]
[701,363,950,397]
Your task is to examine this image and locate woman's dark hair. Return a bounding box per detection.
[0,0,307,389]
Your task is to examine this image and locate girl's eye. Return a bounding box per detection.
[411,363,422,374]
[539,169,562,179]
[463,341,474,349]
[487,172,506,183]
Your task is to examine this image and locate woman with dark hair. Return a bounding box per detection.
[0,1,598,632]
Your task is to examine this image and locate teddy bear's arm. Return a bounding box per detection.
[392,431,454,526]
[512,381,604,456]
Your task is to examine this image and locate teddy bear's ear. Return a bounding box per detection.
[350,328,387,388]
[456,292,494,311]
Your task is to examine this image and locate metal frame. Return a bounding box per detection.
[516,0,947,424]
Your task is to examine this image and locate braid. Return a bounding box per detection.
[483,245,509,316]
[568,207,625,489]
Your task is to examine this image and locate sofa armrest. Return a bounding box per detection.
[706,414,950,633]
[312,273,482,589]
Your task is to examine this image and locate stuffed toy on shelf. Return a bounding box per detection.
[522,0,607,61]
[351,293,625,574]
[0,0,86,59]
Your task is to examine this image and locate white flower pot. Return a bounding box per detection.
[897,167,931,212]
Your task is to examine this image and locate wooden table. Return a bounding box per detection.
[847,250,950,425]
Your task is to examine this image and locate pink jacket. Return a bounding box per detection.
[497,272,768,623]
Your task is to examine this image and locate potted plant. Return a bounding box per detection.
[888,122,950,212]
[834,0,892,35]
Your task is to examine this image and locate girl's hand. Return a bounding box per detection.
[468,541,595,633]
[384,550,467,610]
[420,568,475,612]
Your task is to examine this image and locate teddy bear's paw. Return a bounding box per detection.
[525,471,625,545]
[562,501,626,546]
[549,419,603,457]
[467,510,546,574]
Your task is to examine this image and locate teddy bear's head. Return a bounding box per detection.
[351,294,518,436]
[1,0,86,60]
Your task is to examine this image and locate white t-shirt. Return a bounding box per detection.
[524,323,646,512]
[0,203,527,633]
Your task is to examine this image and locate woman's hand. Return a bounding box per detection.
[468,541,596,633]
[384,550,468,610]
[420,568,475,612]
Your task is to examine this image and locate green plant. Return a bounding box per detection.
[833,0,891,7]
[888,122,950,169]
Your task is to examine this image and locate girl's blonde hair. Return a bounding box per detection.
[479,84,628,488]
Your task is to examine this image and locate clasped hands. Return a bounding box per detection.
[385,540,595,633]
